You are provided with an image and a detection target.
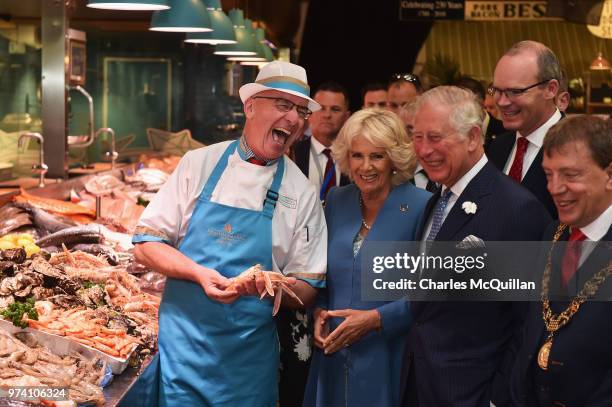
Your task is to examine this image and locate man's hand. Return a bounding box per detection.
[198,267,240,304]
[323,309,381,354]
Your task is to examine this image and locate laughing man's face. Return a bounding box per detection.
[244,90,308,160]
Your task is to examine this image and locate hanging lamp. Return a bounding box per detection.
[150,0,212,33]
[185,0,236,45]
[87,0,169,10]
[226,19,266,61]
[590,52,611,70]
[214,9,257,56]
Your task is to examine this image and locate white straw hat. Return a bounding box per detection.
[239,61,321,112]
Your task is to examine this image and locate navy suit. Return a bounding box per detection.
[292,136,351,187]
[486,131,557,219]
[511,222,612,407]
[402,161,551,407]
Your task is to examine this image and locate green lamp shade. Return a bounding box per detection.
[227,8,246,26]
[261,43,274,62]
[203,0,222,10]
[88,0,169,10]
[185,9,237,45]
[150,0,212,32]
[226,21,266,62]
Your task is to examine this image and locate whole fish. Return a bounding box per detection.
[13,201,76,233]
[35,224,102,248]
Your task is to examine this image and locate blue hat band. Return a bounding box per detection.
[256,79,310,98]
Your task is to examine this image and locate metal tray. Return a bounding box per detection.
[0,318,134,374]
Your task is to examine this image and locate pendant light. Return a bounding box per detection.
[590,52,611,70]
[256,28,274,62]
[87,0,169,10]
[150,0,212,33]
[214,9,257,56]
[185,0,236,45]
[226,19,266,61]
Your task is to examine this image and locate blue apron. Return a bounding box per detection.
[157,141,284,406]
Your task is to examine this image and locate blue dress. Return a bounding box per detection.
[303,183,431,407]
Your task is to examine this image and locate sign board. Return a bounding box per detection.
[464,1,561,21]
[588,0,612,39]
[399,1,465,21]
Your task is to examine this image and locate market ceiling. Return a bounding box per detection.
[0,0,304,47]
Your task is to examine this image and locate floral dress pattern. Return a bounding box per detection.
[276,307,312,406]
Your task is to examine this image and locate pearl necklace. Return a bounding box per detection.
[359,195,372,230]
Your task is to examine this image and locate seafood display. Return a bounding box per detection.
[0,156,180,404]
[0,330,106,406]
[227,264,302,316]
[0,248,158,360]
[27,302,141,359]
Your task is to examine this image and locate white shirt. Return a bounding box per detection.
[502,110,562,180]
[308,136,341,194]
[577,204,612,264]
[422,154,488,245]
[413,164,430,190]
[135,141,327,283]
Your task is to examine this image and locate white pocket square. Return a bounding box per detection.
[455,234,486,249]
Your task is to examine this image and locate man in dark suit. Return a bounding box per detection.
[402,86,551,407]
[511,115,612,406]
[292,81,351,201]
[486,41,562,218]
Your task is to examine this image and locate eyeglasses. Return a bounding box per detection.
[390,73,422,89]
[487,79,551,100]
[252,96,312,120]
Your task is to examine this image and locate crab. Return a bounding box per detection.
[227,264,303,316]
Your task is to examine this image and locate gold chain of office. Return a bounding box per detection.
[538,223,612,370]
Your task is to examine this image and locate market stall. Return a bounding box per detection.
[0,155,180,406]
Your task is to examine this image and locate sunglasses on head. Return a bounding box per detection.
[390,73,421,89]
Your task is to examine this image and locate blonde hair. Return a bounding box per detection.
[331,108,417,186]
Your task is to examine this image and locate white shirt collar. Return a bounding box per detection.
[446,154,488,197]
[310,135,329,155]
[579,204,612,242]
[415,163,424,173]
[517,109,562,148]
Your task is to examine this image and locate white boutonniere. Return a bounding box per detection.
[462,201,477,215]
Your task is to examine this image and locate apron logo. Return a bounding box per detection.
[208,224,247,246]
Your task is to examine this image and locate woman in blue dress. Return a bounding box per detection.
[303,108,431,407]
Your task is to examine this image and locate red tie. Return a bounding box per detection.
[561,228,587,288]
[320,148,337,201]
[248,157,267,166]
[508,137,529,182]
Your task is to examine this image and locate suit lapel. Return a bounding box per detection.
[434,162,495,241]
[486,131,516,170]
[294,137,310,178]
[522,148,543,186]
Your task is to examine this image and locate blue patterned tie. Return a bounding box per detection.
[426,189,453,246]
